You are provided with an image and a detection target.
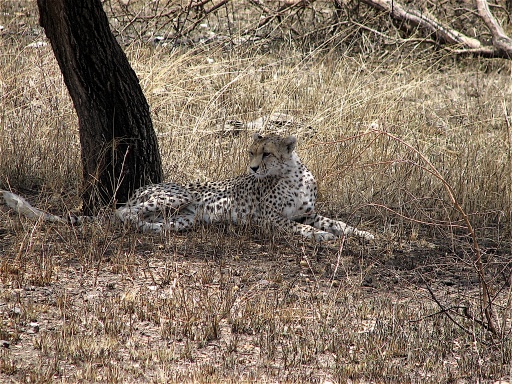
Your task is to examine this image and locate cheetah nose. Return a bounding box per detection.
[250,166,259,173]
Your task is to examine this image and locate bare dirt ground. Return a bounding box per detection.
[1,212,509,383]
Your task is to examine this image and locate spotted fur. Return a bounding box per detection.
[116,133,374,241]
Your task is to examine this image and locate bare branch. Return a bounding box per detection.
[179,0,230,37]
[360,0,512,59]
[476,0,512,57]
[369,127,498,335]
[359,0,482,47]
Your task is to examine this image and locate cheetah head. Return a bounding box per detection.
[248,133,298,177]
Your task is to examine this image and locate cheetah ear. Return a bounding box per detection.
[283,136,297,153]
[252,132,263,141]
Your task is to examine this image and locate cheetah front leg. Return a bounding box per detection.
[301,214,374,240]
[261,210,336,241]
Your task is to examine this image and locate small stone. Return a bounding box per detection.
[29,322,40,333]
[362,276,373,287]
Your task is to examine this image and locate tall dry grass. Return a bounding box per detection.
[1,34,510,239]
[1,2,512,382]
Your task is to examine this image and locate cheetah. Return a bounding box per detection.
[2,134,374,242]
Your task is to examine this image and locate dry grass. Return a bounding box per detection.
[1,2,512,383]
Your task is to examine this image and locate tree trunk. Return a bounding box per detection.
[37,0,163,214]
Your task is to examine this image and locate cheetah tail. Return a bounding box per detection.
[2,190,66,223]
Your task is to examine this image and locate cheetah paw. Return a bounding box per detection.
[314,231,336,242]
[358,230,375,241]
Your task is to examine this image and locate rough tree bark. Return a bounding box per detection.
[37,0,163,214]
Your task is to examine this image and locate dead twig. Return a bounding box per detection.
[419,274,492,346]
[369,128,498,335]
[476,0,512,57]
[178,0,230,37]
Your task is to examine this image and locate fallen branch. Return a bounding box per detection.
[359,0,512,59]
[476,0,512,57]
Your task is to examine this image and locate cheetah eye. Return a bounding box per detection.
[249,151,254,156]
[262,152,271,158]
